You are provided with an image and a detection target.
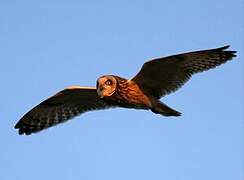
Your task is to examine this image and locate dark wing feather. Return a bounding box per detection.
[132,46,236,98]
[15,86,112,135]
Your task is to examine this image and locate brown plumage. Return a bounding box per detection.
[102,76,151,109]
[15,45,236,135]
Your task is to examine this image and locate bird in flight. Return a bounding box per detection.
[15,46,236,135]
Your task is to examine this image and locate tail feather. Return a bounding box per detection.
[151,101,181,117]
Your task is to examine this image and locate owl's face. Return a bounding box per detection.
[96,75,117,98]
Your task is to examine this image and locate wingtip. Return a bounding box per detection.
[14,122,20,129]
[219,45,230,50]
[177,112,182,116]
[217,45,237,59]
[14,120,32,135]
[218,45,236,52]
[16,126,35,136]
[18,129,24,135]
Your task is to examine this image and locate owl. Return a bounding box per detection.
[15,46,236,135]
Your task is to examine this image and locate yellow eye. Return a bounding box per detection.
[105,80,112,86]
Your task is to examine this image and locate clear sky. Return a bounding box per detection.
[0,0,243,180]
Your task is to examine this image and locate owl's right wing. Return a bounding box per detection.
[15,86,112,135]
[131,46,236,99]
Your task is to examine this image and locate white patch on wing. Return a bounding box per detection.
[65,86,96,90]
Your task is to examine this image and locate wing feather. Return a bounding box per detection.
[132,46,236,98]
[15,86,112,135]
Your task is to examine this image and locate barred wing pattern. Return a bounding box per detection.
[15,86,111,135]
[132,46,236,98]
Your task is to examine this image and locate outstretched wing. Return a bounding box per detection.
[132,46,236,98]
[15,86,112,135]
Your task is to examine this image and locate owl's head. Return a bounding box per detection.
[96,75,117,98]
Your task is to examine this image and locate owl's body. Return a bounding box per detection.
[15,46,236,135]
[101,76,180,116]
[102,76,151,109]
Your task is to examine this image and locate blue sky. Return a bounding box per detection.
[0,0,243,180]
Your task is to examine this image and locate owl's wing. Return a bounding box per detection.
[131,46,236,98]
[15,86,112,135]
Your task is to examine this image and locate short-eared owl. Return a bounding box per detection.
[15,46,236,135]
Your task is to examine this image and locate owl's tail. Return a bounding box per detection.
[151,101,181,117]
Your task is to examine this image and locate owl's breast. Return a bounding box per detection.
[104,80,152,109]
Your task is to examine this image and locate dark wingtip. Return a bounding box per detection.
[14,120,25,135]
[18,128,25,135]
[14,121,33,135]
[15,124,25,135]
[14,122,20,129]
[219,45,236,52]
[16,126,35,136]
[176,112,182,116]
[218,45,237,59]
[218,45,230,50]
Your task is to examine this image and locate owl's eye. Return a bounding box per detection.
[105,80,112,86]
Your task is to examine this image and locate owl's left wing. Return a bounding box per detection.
[131,46,236,99]
[15,86,112,135]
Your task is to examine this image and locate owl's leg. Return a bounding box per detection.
[150,101,181,117]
